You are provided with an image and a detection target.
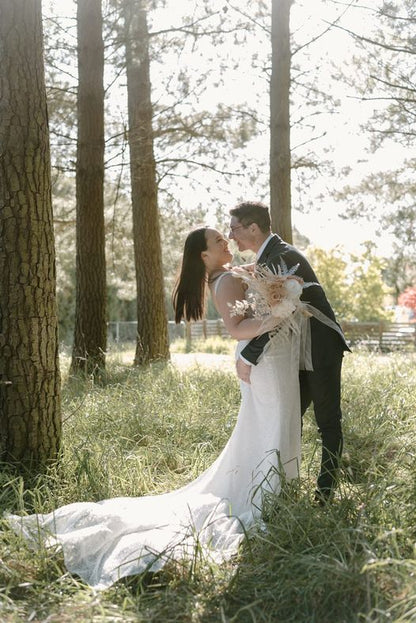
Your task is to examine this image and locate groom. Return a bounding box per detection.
[228,201,350,503]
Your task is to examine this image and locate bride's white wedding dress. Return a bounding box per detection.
[6,278,301,590]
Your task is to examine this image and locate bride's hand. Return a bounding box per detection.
[236,357,252,384]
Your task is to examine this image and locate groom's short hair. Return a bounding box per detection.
[229,201,271,234]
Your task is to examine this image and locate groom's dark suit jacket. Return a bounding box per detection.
[240,234,351,370]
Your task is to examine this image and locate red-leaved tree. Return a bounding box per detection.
[398,286,416,319]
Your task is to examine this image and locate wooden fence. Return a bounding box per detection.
[340,321,416,351]
[108,319,416,352]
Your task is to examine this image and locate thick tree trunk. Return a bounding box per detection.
[0,0,61,466]
[71,0,107,376]
[124,0,169,365]
[270,0,293,243]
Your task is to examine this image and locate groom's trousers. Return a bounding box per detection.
[299,355,344,497]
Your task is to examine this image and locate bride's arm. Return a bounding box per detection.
[214,274,274,340]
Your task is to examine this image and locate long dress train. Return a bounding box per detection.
[5,314,301,590]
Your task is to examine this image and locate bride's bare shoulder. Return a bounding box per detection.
[213,271,246,299]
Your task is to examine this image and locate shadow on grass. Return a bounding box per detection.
[1,481,414,622]
[113,478,414,623]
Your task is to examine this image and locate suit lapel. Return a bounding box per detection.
[257,234,285,265]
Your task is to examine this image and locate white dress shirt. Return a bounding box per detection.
[256,233,274,261]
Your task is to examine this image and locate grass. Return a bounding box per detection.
[169,336,235,355]
[0,348,416,622]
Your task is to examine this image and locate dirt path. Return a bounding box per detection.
[112,348,235,372]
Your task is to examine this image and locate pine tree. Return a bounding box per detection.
[0,0,61,466]
[270,0,292,242]
[71,0,107,376]
[124,0,169,364]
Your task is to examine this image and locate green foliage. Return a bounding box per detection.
[307,242,394,321]
[334,170,416,296]
[1,350,416,621]
[306,246,350,319]
[348,242,394,322]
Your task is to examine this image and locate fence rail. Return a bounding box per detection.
[340,321,416,351]
[108,319,416,351]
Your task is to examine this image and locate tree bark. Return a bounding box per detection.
[71,0,107,376]
[124,0,169,365]
[270,0,293,243]
[0,0,61,466]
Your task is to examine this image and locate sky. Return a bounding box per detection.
[44,0,401,256]
[288,0,397,254]
[148,0,399,256]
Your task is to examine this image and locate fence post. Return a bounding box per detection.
[378,320,384,350]
[202,319,207,339]
[185,321,192,352]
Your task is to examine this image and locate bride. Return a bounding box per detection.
[5,227,302,590]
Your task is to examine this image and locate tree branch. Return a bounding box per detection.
[367,128,416,137]
[292,131,327,152]
[328,21,416,55]
[224,1,270,36]
[293,0,356,56]
[156,157,244,176]
[369,74,416,94]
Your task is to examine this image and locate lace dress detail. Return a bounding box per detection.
[6,273,301,590]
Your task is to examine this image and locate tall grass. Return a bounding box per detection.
[170,336,235,355]
[0,350,415,622]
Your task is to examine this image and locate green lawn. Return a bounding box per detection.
[0,349,415,622]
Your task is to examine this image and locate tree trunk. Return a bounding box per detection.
[270,0,293,243]
[124,0,169,365]
[71,0,107,376]
[0,0,61,466]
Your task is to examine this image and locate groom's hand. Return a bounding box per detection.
[236,357,252,384]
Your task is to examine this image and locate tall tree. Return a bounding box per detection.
[0,0,61,466]
[124,0,169,365]
[71,0,107,375]
[333,0,416,291]
[270,0,293,242]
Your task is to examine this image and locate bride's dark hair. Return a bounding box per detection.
[172,227,209,323]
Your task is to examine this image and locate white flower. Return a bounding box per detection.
[228,299,252,317]
[285,279,303,299]
[271,298,296,318]
[228,262,318,330]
